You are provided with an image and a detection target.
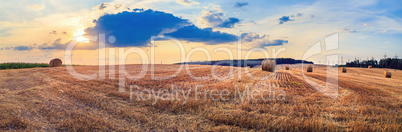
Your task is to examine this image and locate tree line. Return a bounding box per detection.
[345,58,402,70]
[176,58,314,67]
[0,63,49,70]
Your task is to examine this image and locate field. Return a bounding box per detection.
[0,65,401,131]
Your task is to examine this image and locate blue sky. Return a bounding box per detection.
[0,0,401,64]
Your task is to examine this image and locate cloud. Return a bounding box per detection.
[13,46,34,51]
[97,3,108,10]
[259,39,288,47]
[234,2,248,8]
[177,0,200,5]
[49,31,57,35]
[338,28,357,33]
[198,4,240,28]
[36,8,274,50]
[26,4,45,10]
[0,45,35,51]
[278,13,304,24]
[38,38,66,50]
[198,10,225,27]
[164,25,238,44]
[0,46,12,51]
[94,3,123,11]
[218,18,240,28]
[38,38,99,50]
[279,16,294,24]
[241,33,287,48]
[33,9,243,50]
[85,9,191,47]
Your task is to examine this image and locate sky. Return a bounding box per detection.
[0,0,401,65]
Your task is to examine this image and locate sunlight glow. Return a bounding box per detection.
[73,25,89,43]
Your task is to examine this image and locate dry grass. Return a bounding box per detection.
[0,65,401,131]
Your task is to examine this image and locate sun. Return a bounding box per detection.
[75,35,89,43]
[73,25,89,43]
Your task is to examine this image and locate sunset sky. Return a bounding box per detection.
[0,0,401,65]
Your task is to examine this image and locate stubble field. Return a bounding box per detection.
[0,64,401,131]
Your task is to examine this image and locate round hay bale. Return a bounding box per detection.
[306,65,313,72]
[384,71,391,78]
[341,67,347,73]
[284,66,290,70]
[368,65,372,69]
[261,60,276,72]
[49,58,62,67]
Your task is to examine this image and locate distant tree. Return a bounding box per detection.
[399,59,402,70]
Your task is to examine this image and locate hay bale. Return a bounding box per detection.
[307,65,313,72]
[368,65,372,69]
[49,58,62,67]
[261,60,276,72]
[341,67,347,73]
[284,66,290,70]
[384,71,392,78]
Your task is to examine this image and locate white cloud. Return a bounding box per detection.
[198,10,224,28]
[240,33,288,48]
[198,4,223,28]
[176,0,199,5]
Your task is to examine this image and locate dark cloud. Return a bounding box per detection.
[98,3,107,10]
[340,28,357,33]
[85,9,191,47]
[217,18,240,28]
[38,38,66,50]
[279,13,304,24]
[85,9,240,47]
[199,11,224,27]
[241,33,287,48]
[33,9,278,50]
[1,47,12,50]
[114,4,122,9]
[258,39,288,47]
[95,3,124,11]
[38,38,98,50]
[49,31,57,35]
[13,46,34,51]
[279,16,293,24]
[199,10,240,28]
[164,25,237,44]
[241,33,267,42]
[234,2,248,8]
[0,45,35,51]
[7,47,13,50]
